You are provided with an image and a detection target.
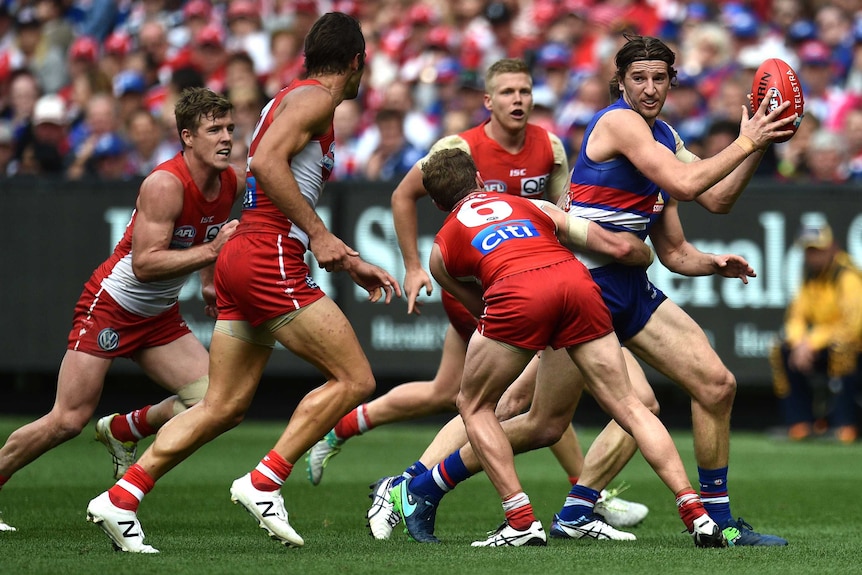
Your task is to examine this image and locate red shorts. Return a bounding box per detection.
[442,290,478,344]
[68,287,191,359]
[215,231,325,326]
[479,260,613,351]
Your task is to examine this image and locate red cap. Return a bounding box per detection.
[184,0,212,20]
[195,25,224,48]
[799,40,831,66]
[70,36,98,62]
[407,3,435,25]
[294,1,317,14]
[104,32,132,56]
[227,0,258,20]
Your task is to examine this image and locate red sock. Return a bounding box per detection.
[568,476,579,486]
[107,464,154,512]
[676,488,707,532]
[503,492,536,530]
[333,404,372,440]
[0,474,8,489]
[110,406,156,442]
[250,450,293,491]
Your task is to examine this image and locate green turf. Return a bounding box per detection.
[0,416,860,574]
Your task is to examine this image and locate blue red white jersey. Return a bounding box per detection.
[434,192,572,287]
[561,96,673,268]
[91,152,238,317]
[241,78,336,247]
[424,121,559,199]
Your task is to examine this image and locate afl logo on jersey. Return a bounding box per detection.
[97,328,120,352]
[484,180,507,193]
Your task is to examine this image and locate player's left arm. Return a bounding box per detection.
[665,122,766,215]
[429,243,484,318]
[546,132,569,205]
[132,171,231,282]
[533,200,653,267]
[649,198,756,283]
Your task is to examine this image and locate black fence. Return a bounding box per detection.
[2,177,861,394]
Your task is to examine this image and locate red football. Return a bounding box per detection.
[751,58,804,143]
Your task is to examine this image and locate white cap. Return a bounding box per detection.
[33,94,66,126]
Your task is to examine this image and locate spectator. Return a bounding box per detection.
[12,93,69,177]
[843,104,862,181]
[67,93,120,178]
[438,108,470,138]
[227,84,264,147]
[4,70,40,139]
[137,19,174,85]
[776,111,821,180]
[771,219,862,444]
[355,79,436,167]
[69,0,118,41]
[533,42,573,105]
[113,70,148,126]
[530,84,560,136]
[124,107,176,176]
[7,7,67,94]
[189,24,228,93]
[225,0,273,76]
[168,0,213,52]
[844,19,862,92]
[264,27,304,97]
[701,118,739,159]
[364,108,425,182]
[35,0,74,53]
[804,129,849,183]
[813,4,853,80]
[99,31,134,80]
[797,39,846,131]
[660,71,708,144]
[331,98,364,181]
[65,67,113,132]
[0,119,14,175]
[224,51,266,105]
[89,132,134,180]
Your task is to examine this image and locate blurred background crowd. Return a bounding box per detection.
[1,0,861,184]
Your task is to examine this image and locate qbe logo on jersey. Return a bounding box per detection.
[471,219,539,255]
[520,175,548,198]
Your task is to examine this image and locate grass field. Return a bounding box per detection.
[1,416,860,575]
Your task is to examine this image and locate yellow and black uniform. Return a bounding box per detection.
[772,249,862,442]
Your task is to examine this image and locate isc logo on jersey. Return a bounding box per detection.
[471,219,539,255]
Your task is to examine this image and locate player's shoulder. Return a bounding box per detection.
[140,166,184,198]
[424,134,472,166]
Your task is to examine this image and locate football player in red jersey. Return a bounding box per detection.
[389,148,725,548]
[86,13,400,553]
[0,88,242,533]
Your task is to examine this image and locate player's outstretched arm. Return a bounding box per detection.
[650,199,755,282]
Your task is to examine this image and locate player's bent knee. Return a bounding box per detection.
[697,369,737,410]
[171,375,209,416]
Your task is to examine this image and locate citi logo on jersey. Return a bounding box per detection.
[471,219,539,254]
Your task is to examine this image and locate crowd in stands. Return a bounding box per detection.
[1,0,861,183]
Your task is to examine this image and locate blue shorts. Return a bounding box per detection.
[589,264,667,342]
